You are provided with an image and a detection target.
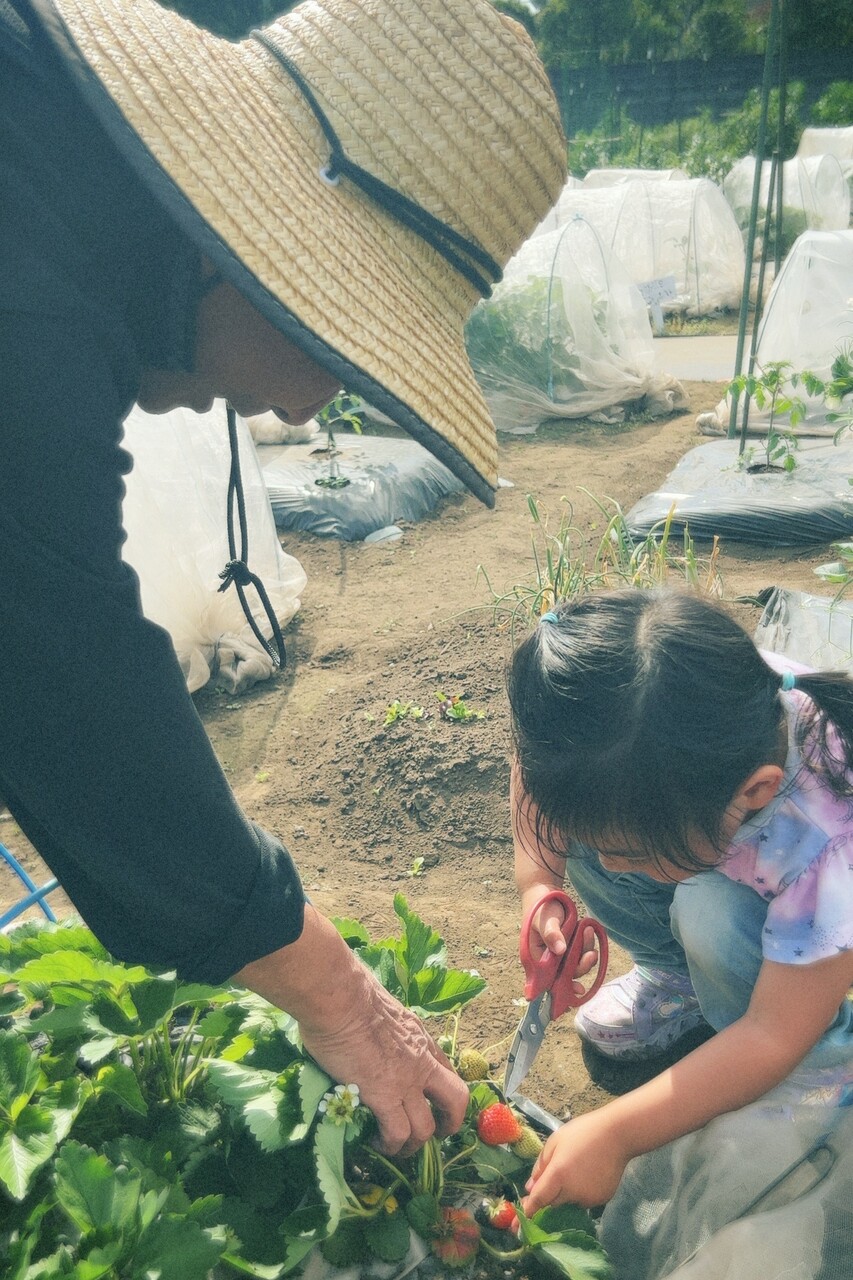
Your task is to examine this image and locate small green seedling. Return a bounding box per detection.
[729,360,807,473]
[384,700,426,726]
[435,691,485,722]
[407,856,426,877]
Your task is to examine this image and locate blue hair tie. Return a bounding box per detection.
[781,670,797,692]
[540,611,559,624]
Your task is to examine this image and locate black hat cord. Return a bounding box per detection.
[217,403,287,670]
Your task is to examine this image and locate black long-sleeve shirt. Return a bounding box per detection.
[0,1,305,980]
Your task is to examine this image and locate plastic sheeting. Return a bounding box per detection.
[122,402,306,694]
[259,432,465,540]
[753,587,853,672]
[464,217,687,434]
[625,437,853,546]
[697,230,853,437]
[599,1098,853,1280]
[723,156,851,257]
[529,178,745,315]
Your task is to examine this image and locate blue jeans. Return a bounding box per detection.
[569,847,853,1082]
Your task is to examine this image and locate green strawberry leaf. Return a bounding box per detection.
[320,1218,371,1268]
[535,1203,599,1238]
[405,1191,441,1238]
[95,1063,148,1116]
[244,1088,289,1153]
[0,1103,56,1200]
[331,918,371,949]
[365,1209,411,1263]
[313,1117,350,1234]
[514,1204,562,1247]
[54,1141,142,1233]
[132,1216,226,1280]
[9,951,148,991]
[298,1061,332,1127]
[393,894,446,975]
[536,1233,613,1279]
[408,967,487,1015]
[207,1059,278,1106]
[0,1030,41,1114]
[472,1140,527,1182]
[131,977,179,1032]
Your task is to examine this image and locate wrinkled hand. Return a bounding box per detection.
[235,906,468,1159]
[521,1109,631,1213]
[301,973,468,1157]
[520,886,600,998]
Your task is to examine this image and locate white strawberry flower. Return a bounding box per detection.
[318,1083,361,1124]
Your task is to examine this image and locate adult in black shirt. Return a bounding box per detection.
[0,0,566,1153]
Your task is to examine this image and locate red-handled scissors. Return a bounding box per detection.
[504,889,608,1099]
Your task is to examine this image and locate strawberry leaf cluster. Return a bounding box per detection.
[0,900,610,1278]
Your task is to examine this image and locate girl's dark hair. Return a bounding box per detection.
[508,588,853,875]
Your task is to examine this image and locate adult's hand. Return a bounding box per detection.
[235,904,469,1155]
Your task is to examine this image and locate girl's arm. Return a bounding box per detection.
[523,948,853,1211]
[511,758,567,953]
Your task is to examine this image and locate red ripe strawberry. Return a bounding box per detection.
[430,1207,481,1269]
[486,1197,518,1231]
[476,1102,523,1146]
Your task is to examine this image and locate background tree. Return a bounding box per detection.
[537,0,634,68]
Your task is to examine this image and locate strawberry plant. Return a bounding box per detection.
[0,898,611,1279]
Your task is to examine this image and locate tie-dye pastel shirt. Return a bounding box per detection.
[721,653,853,965]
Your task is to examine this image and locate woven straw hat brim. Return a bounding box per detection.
[33,0,567,504]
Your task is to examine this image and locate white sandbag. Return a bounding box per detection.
[122,401,307,693]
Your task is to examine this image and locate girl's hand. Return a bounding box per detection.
[521,884,568,962]
[521,1110,631,1212]
[520,886,601,994]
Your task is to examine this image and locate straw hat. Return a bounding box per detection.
[33,0,567,504]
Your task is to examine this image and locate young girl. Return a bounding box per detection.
[509,588,853,1216]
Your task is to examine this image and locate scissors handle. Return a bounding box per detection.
[520,889,609,1019]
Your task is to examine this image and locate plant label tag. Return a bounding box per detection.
[638,275,677,333]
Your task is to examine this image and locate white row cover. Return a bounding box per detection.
[122,402,306,693]
[698,229,853,437]
[582,166,688,187]
[798,125,853,162]
[465,216,686,434]
[530,177,746,315]
[797,127,853,213]
[723,155,851,247]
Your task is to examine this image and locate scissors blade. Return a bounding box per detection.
[503,993,551,1098]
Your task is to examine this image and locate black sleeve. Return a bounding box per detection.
[0,309,305,982]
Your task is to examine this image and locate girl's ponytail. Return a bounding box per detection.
[783,669,853,798]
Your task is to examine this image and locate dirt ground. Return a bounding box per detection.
[0,373,831,1122]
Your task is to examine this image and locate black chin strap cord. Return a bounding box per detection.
[217,404,287,669]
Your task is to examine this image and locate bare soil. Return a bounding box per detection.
[0,377,831,1120]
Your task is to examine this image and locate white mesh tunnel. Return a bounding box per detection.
[723,155,851,257]
[121,402,307,693]
[797,127,853,213]
[464,216,686,434]
[698,229,853,437]
[582,166,688,187]
[529,178,746,315]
